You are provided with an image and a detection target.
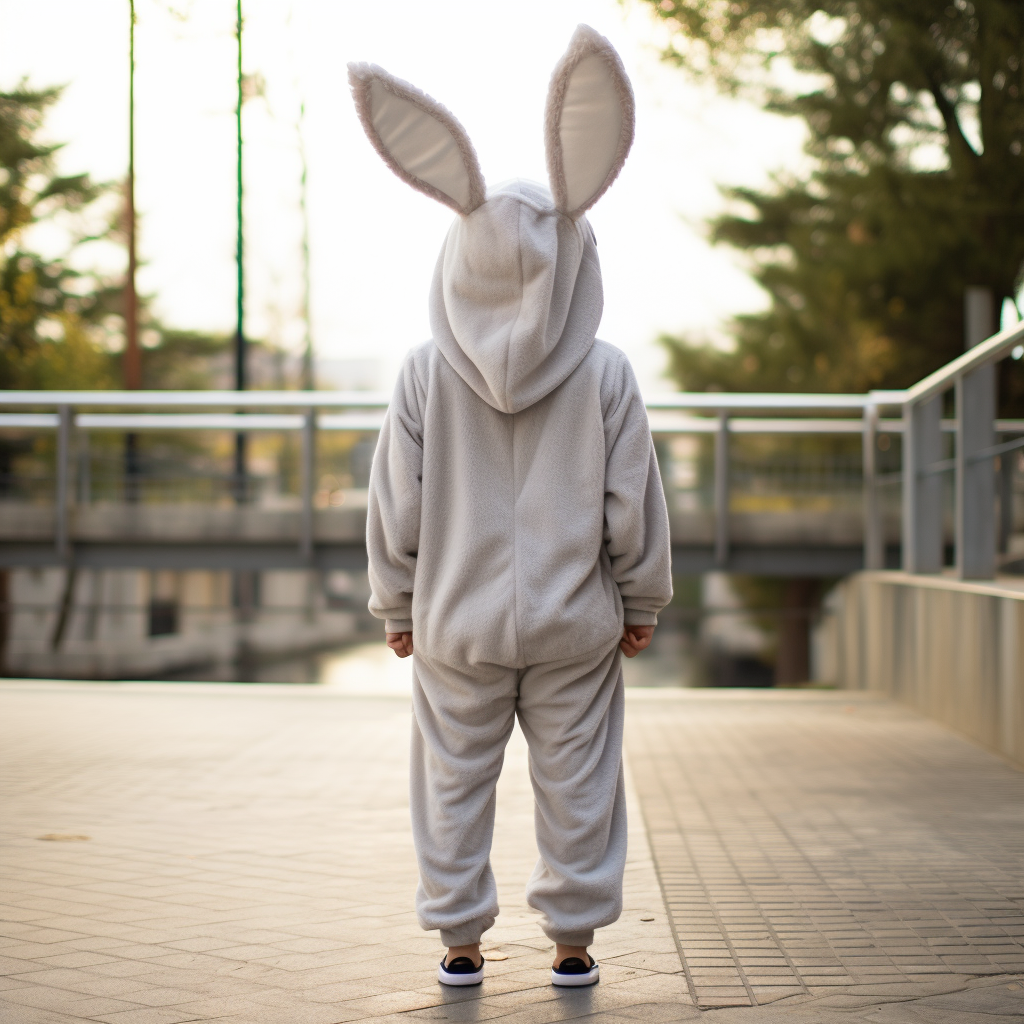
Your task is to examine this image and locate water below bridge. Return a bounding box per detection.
[159,613,761,689]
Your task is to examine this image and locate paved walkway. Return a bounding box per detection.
[627,691,1024,1016]
[1,672,1023,1023]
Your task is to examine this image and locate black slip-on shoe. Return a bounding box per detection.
[551,955,599,987]
[438,955,484,986]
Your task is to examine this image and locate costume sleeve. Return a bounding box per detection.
[366,354,424,633]
[603,354,673,625]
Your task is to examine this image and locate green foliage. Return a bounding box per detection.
[140,330,229,390]
[642,1,1024,399]
[0,83,119,390]
[12,316,118,390]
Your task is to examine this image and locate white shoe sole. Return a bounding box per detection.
[438,962,484,986]
[551,964,599,987]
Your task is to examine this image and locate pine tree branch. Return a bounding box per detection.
[924,74,980,173]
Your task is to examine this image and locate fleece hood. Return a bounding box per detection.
[429,179,603,415]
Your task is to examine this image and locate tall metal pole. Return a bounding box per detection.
[233,0,247,502]
[125,1,140,389]
[298,98,314,391]
[124,0,141,501]
[231,0,255,627]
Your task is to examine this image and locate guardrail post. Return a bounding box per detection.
[714,410,729,567]
[300,408,316,562]
[55,405,72,558]
[999,453,1013,554]
[76,430,91,506]
[956,369,996,579]
[902,397,943,573]
[862,402,882,569]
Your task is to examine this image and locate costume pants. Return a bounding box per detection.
[410,642,627,947]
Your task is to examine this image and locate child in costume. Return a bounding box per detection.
[350,25,672,989]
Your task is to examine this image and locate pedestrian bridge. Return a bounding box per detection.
[2,315,1023,579]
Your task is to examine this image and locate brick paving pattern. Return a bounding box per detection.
[0,681,682,1024]
[1,679,1023,1022]
[625,690,1024,1013]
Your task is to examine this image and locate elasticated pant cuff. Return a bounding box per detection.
[544,928,595,947]
[440,925,487,947]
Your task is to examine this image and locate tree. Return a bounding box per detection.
[643,1,1024,397]
[0,83,119,391]
[638,2,1024,684]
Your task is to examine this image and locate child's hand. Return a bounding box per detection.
[386,632,414,658]
[620,625,654,658]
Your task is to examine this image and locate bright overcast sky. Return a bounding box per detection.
[0,0,806,393]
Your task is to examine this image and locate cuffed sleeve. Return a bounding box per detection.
[623,609,658,626]
[603,355,673,623]
[367,354,425,628]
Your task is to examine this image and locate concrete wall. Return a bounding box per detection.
[832,571,1024,765]
[3,566,366,679]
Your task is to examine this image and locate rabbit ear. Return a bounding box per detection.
[348,63,486,216]
[545,25,635,218]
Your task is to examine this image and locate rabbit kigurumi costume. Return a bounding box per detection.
[350,26,672,949]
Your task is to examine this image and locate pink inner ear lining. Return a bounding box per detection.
[543,26,636,218]
[347,61,487,216]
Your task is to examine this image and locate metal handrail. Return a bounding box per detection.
[645,392,883,410]
[2,386,1018,421]
[4,406,1022,436]
[905,317,1024,406]
[1,388,878,412]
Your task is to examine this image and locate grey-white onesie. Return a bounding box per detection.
[366,178,673,946]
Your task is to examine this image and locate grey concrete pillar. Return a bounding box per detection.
[964,287,994,353]
[956,287,996,579]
